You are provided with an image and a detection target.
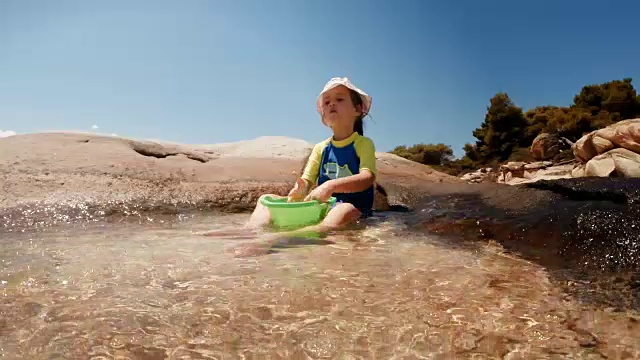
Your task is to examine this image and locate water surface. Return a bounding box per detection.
[1,212,639,359]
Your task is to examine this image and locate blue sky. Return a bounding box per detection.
[1,0,639,157]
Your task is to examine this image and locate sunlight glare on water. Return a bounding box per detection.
[1,213,639,359]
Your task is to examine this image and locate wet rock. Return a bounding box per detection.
[3,132,640,311]
[122,344,167,360]
[403,177,640,310]
[475,334,513,357]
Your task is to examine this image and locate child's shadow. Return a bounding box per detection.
[271,236,335,248]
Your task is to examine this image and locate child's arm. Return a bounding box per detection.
[305,137,377,201]
[298,142,324,192]
[324,170,375,194]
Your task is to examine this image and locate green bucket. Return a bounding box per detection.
[259,195,337,229]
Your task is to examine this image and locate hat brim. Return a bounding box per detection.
[316,78,372,117]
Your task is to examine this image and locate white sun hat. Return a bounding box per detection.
[316,77,372,116]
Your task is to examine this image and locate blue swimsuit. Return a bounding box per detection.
[301,132,377,217]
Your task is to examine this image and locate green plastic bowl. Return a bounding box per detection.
[259,195,337,229]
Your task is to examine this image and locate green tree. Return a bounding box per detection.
[462,143,481,162]
[390,143,454,166]
[523,106,604,142]
[573,78,638,120]
[468,93,528,162]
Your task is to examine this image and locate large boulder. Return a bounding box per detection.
[572,148,640,178]
[530,133,572,161]
[0,132,458,221]
[572,119,640,177]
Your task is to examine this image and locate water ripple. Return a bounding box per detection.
[1,214,639,358]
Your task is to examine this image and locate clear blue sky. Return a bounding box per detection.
[1,0,639,157]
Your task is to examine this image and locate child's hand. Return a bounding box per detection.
[304,181,334,203]
[287,178,307,202]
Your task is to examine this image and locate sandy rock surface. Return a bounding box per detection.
[196,136,315,159]
[5,132,640,285]
[572,119,640,177]
[0,132,458,215]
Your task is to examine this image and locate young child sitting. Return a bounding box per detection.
[247,77,378,233]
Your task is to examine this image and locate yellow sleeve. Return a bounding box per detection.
[300,142,324,187]
[355,136,377,178]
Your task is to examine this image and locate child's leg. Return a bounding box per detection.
[228,203,362,256]
[246,194,282,229]
[318,202,362,230]
[199,194,280,237]
[279,202,362,235]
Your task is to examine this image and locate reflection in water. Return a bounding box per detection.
[1,212,639,359]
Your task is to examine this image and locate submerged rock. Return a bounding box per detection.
[2,132,640,310]
[527,178,640,269]
[403,177,640,309]
[4,133,639,272]
[408,177,640,271]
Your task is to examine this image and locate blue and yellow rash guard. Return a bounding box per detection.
[301,132,377,213]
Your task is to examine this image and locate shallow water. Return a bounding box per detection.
[1,212,639,359]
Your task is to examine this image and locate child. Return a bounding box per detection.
[247,77,377,232]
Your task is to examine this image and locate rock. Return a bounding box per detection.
[498,161,573,185]
[409,176,640,312]
[503,161,527,171]
[584,148,640,177]
[571,164,586,178]
[4,132,640,311]
[591,134,615,154]
[460,167,497,183]
[196,135,315,159]
[531,133,571,161]
[572,119,640,178]
[0,132,459,224]
[519,164,574,184]
[524,161,553,170]
[493,119,640,183]
[498,162,526,183]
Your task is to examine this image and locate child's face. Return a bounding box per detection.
[320,85,362,130]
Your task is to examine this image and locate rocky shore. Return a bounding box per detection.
[2,132,640,300]
[460,119,640,186]
[1,131,640,321]
[0,132,456,229]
